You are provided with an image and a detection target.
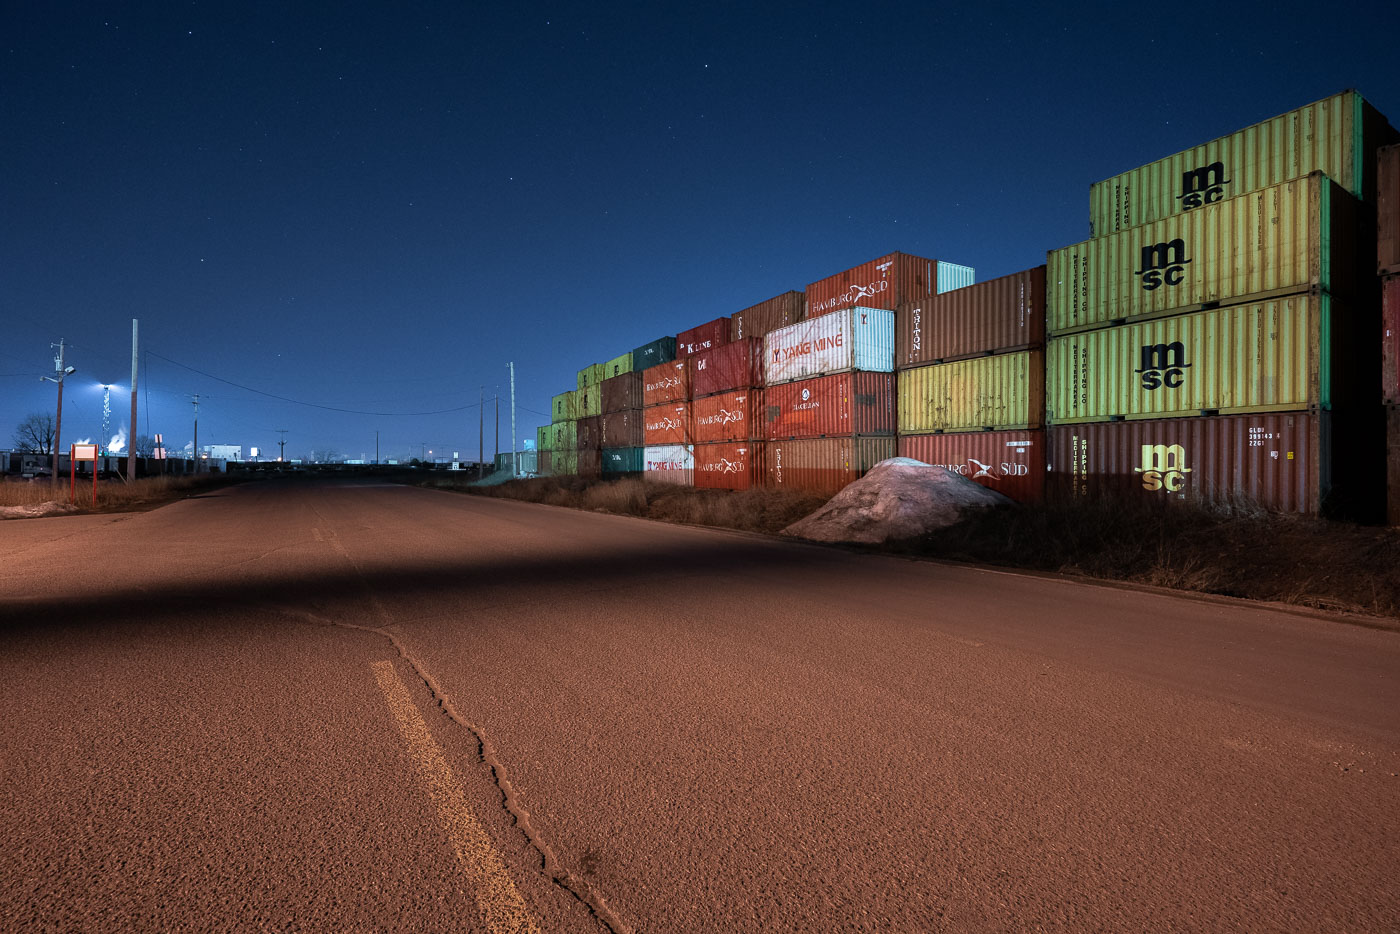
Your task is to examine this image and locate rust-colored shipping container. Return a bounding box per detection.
[536,449,552,477]
[1388,405,1400,526]
[897,266,1046,367]
[1046,413,1329,514]
[692,338,763,398]
[1048,173,1362,335]
[762,372,894,440]
[806,253,975,319]
[694,442,766,491]
[1382,144,1400,275]
[693,390,759,444]
[1385,275,1399,405]
[644,402,692,445]
[676,317,731,357]
[642,360,690,405]
[575,415,602,450]
[898,431,1046,504]
[577,447,601,480]
[764,437,897,496]
[601,409,644,448]
[601,371,644,414]
[731,291,805,341]
[643,445,694,486]
[898,352,1045,433]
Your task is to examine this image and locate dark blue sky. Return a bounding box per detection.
[5,1,1398,462]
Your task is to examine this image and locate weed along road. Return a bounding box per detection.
[2,479,1398,932]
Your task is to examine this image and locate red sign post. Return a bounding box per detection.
[71,443,98,506]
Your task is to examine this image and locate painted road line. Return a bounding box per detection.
[372,660,540,934]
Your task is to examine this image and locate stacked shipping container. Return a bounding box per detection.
[691,337,765,490]
[1380,144,1400,524]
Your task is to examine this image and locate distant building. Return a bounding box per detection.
[205,444,242,461]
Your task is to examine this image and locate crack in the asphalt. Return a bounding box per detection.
[282,608,632,934]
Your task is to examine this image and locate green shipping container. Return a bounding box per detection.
[577,363,605,390]
[1046,295,1332,425]
[551,390,578,421]
[552,449,578,477]
[577,384,602,418]
[603,352,633,379]
[601,447,644,474]
[536,425,551,452]
[897,351,1045,434]
[550,420,577,452]
[1049,173,1360,336]
[1090,90,1397,236]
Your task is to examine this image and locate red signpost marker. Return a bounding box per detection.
[71,443,98,506]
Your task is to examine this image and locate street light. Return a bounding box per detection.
[40,339,75,486]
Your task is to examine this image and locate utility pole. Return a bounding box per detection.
[276,429,288,462]
[508,362,517,479]
[478,386,484,480]
[127,319,138,481]
[191,395,200,473]
[41,339,75,486]
[375,430,379,466]
[494,393,499,470]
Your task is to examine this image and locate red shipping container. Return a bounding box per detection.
[1381,143,1400,275]
[898,431,1045,503]
[537,450,552,477]
[1388,405,1400,526]
[642,360,690,405]
[897,266,1046,367]
[644,402,692,445]
[764,437,896,496]
[601,409,644,447]
[575,416,602,450]
[731,291,805,341]
[762,372,894,440]
[693,391,759,443]
[1047,413,1329,515]
[691,338,764,398]
[601,371,644,414]
[807,252,970,319]
[1384,275,1399,405]
[577,447,602,480]
[694,442,766,490]
[676,317,731,357]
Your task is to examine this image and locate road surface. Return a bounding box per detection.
[2,478,1397,932]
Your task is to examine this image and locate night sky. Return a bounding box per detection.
[5,2,1398,464]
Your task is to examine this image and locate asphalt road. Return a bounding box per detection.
[1,478,1397,932]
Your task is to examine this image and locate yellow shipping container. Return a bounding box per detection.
[1090,90,1396,236]
[1049,173,1359,336]
[603,352,633,379]
[897,351,1045,434]
[1046,295,1333,425]
[577,363,605,390]
[551,390,578,421]
[552,449,578,477]
[576,384,602,418]
[550,420,577,452]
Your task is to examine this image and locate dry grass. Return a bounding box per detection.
[0,473,239,514]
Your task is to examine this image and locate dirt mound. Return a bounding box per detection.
[782,457,1011,544]
[0,501,81,520]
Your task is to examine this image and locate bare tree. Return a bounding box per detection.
[13,413,56,453]
[307,448,340,464]
[132,434,157,457]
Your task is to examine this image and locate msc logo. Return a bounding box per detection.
[1133,239,1191,292]
[1133,443,1192,493]
[1176,162,1231,210]
[1135,341,1191,390]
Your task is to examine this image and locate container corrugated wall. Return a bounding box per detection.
[644,445,694,485]
[1049,173,1360,335]
[601,409,644,447]
[602,447,643,474]
[897,352,1045,433]
[806,253,974,319]
[644,402,692,445]
[577,447,601,480]
[642,360,690,405]
[536,425,551,452]
[1046,296,1331,423]
[550,420,577,452]
[764,437,896,496]
[937,261,977,293]
[576,384,602,418]
[898,431,1046,503]
[764,307,895,385]
[731,292,805,341]
[693,391,759,443]
[552,449,578,477]
[1385,276,1399,405]
[575,416,602,451]
[1382,144,1400,275]
[1046,413,1329,514]
[1089,91,1397,236]
[536,450,553,476]
[577,363,605,390]
[692,338,763,398]
[602,352,633,379]
[1388,406,1400,525]
[601,371,644,413]
[694,442,765,490]
[632,336,678,370]
[551,391,577,421]
[676,318,731,357]
[897,266,1046,366]
[763,372,895,440]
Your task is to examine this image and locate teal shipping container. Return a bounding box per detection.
[602,447,644,474]
[633,336,678,370]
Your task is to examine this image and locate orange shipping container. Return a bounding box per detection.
[764,437,896,496]
[693,391,759,443]
[644,402,692,445]
[642,360,690,405]
[731,291,805,341]
[807,253,974,319]
[897,266,1046,367]
[694,442,765,490]
[763,372,895,440]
